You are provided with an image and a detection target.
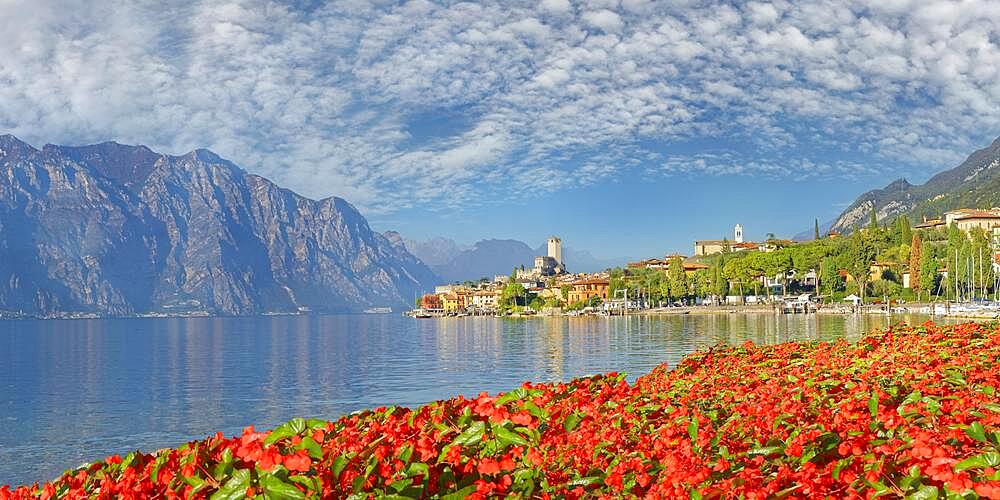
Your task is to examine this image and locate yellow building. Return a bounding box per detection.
[566,278,610,304]
[442,292,466,312]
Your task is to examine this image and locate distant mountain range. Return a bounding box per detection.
[828,135,1000,234]
[402,236,622,283]
[0,135,437,317]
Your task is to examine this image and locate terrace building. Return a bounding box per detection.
[566,278,610,304]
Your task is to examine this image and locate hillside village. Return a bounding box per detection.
[411,207,1000,317]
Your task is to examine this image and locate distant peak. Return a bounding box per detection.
[182,148,224,163]
[885,177,912,190]
[0,133,36,153]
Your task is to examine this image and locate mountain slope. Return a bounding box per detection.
[0,135,436,317]
[829,136,1000,233]
[431,239,536,283]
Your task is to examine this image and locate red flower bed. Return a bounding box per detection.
[3,322,999,499]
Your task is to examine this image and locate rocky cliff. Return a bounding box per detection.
[829,136,1000,233]
[0,135,437,317]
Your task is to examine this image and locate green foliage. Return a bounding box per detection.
[667,256,688,300]
[608,268,626,299]
[500,282,526,309]
[909,233,923,299]
[848,228,880,302]
[528,297,545,311]
[897,216,912,246]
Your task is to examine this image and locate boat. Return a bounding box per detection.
[363,307,393,314]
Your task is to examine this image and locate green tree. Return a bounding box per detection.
[500,282,526,309]
[909,233,922,300]
[848,228,879,304]
[898,217,912,246]
[820,258,843,295]
[814,218,821,240]
[529,296,545,311]
[920,246,938,298]
[667,255,688,301]
[869,207,878,231]
[692,269,712,298]
[711,256,729,301]
[608,268,626,299]
[723,258,754,303]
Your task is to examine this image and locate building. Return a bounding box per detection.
[434,284,462,294]
[420,294,443,311]
[516,236,567,280]
[533,255,563,276]
[566,278,610,304]
[628,256,710,275]
[547,236,563,267]
[694,224,755,256]
[914,217,945,230]
[470,290,501,311]
[951,210,1000,234]
[442,292,466,313]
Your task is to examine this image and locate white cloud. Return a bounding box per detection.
[582,9,624,33]
[0,0,997,213]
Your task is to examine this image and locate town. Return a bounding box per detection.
[408,207,1000,318]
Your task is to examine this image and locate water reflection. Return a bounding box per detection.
[0,312,949,485]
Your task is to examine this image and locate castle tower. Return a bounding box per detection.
[734,224,744,244]
[547,236,562,266]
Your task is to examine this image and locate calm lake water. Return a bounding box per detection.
[0,312,946,486]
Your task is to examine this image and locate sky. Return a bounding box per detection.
[1,0,998,260]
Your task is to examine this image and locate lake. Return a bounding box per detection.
[0,312,944,486]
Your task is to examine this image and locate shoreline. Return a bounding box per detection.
[3,322,996,497]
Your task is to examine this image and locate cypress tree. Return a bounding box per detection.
[910,233,922,300]
[814,218,820,240]
[899,217,912,245]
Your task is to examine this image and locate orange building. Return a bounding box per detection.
[567,278,610,304]
[420,294,443,311]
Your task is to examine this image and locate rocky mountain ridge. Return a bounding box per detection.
[829,136,1000,233]
[0,135,437,317]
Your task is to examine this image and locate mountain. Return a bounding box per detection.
[428,239,536,283]
[402,236,467,267]
[401,233,625,284]
[0,135,437,317]
[829,136,1000,233]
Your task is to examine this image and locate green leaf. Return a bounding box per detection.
[495,387,530,406]
[869,392,879,419]
[521,400,548,419]
[331,454,351,479]
[259,473,306,500]
[954,452,1000,471]
[688,419,699,442]
[405,462,429,479]
[906,484,939,500]
[832,457,853,481]
[296,436,323,460]
[451,421,486,447]
[265,418,308,445]
[210,469,251,500]
[747,445,783,456]
[563,412,583,432]
[439,485,477,500]
[305,418,327,430]
[965,422,987,443]
[566,476,603,487]
[288,475,318,491]
[397,444,413,464]
[493,425,530,447]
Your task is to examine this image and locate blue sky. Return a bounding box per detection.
[1,0,998,260]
